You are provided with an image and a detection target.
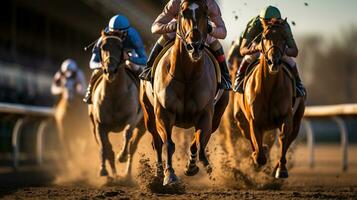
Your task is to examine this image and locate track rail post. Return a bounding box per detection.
[303,119,315,168]
[332,116,348,172]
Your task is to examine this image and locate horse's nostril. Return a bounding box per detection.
[186,44,194,52]
[268,60,273,65]
[104,69,108,74]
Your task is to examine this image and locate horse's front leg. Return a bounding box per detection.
[155,106,176,186]
[249,120,267,167]
[274,114,293,179]
[96,124,117,177]
[193,110,214,175]
[118,125,133,163]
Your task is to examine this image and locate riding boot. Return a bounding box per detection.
[291,65,306,97]
[213,47,232,90]
[139,40,164,81]
[233,59,250,93]
[83,69,102,104]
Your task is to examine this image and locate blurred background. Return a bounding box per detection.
[0,0,356,188]
[1,0,356,106]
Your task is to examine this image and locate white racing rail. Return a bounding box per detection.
[0,102,55,170]
[304,104,357,171]
[1,102,356,171]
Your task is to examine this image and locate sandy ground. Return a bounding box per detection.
[1,142,357,200]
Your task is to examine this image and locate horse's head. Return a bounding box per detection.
[177,0,208,61]
[100,30,124,82]
[261,19,288,75]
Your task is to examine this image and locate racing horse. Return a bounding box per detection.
[52,71,89,156]
[140,0,229,185]
[89,31,145,177]
[234,19,305,178]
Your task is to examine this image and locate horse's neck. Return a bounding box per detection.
[103,67,127,93]
[257,58,281,94]
[169,38,204,81]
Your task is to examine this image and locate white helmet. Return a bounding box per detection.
[61,59,78,73]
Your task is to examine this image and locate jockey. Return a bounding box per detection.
[51,59,86,96]
[233,6,306,97]
[83,14,147,104]
[139,0,232,90]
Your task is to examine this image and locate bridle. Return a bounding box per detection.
[260,25,287,65]
[176,1,207,52]
[100,35,124,73]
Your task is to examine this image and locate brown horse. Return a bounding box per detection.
[52,73,89,157]
[140,0,229,186]
[234,20,305,178]
[89,31,145,177]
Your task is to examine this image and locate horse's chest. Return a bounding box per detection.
[95,93,137,125]
[158,89,206,116]
[252,99,289,128]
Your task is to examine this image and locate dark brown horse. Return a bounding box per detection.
[140,0,229,186]
[234,20,305,178]
[89,31,145,178]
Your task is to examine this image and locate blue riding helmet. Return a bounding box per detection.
[108,15,130,31]
[61,59,78,72]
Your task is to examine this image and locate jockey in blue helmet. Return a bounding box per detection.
[83,14,147,104]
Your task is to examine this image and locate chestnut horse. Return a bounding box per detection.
[140,0,229,186]
[52,72,89,157]
[89,32,145,177]
[234,20,305,178]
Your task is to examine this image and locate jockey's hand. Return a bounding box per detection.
[249,43,261,54]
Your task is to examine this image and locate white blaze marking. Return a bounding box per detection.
[188,3,199,22]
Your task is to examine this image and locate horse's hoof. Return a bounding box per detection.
[184,165,199,176]
[156,164,164,178]
[252,152,267,167]
[163,169,178,186]
[117,153,128,163]
[99,168,109,177]
[275,167,289,179]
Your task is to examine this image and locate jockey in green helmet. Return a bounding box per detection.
[233,6,306,97]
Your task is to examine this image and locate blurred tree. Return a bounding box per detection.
[297,27,357,105]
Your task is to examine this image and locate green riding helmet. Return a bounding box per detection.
[259,6,281,20]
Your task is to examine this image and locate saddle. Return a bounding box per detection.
[242,60,297,98]
[150,42,221,88]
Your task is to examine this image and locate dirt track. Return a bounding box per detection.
[1,145,357,200]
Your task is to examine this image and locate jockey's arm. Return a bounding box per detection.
[239,38,260,57]
[285,41,298,58]
[208,0,227,39]
[284,22,298,58]
[127,28,147,66]
[89,40,102,69]
[239,16,261,56]
[151,0,179,34]
[51,71,63,95]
